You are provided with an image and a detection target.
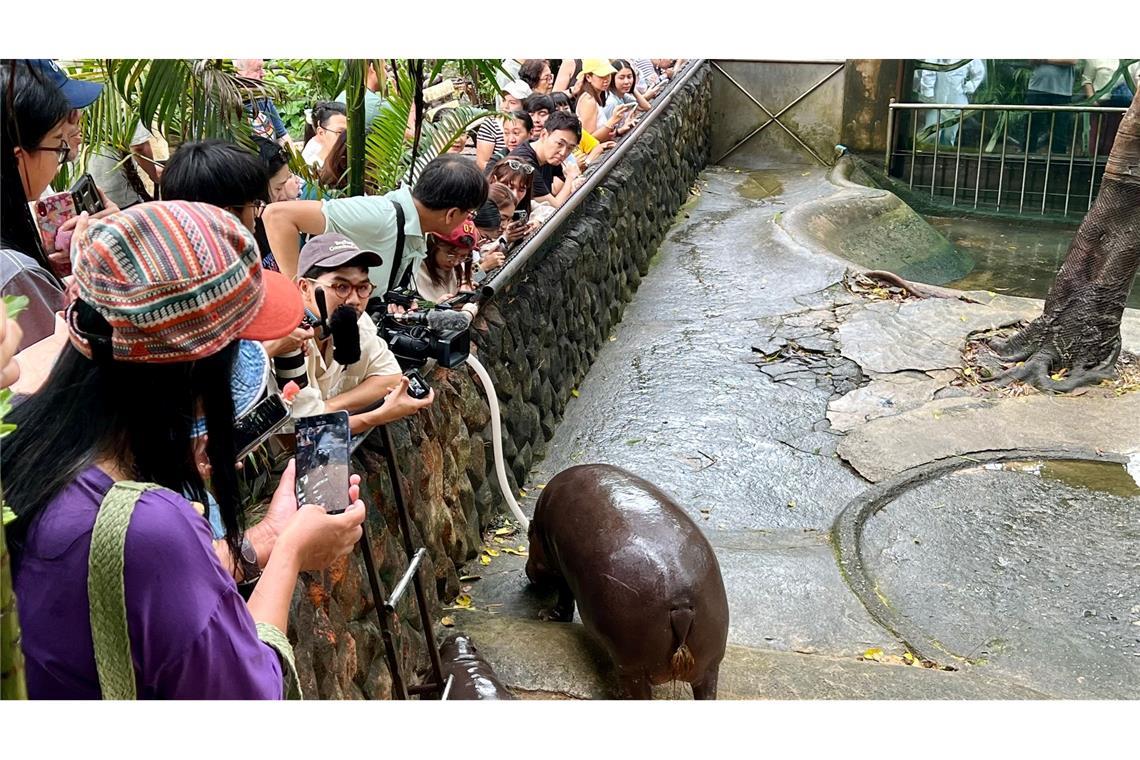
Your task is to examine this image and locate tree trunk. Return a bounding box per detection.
[1,518,27,699]
[988,87,1140,391]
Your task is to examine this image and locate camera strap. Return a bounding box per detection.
[387,199,409,293]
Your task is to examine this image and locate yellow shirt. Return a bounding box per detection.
[574,129,600,164]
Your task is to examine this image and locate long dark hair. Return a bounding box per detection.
[579,68,610,109]
[609,59,638,98]
[0,60,70,283]
[2,302,245,562]
[423,236,460,289]
[487,157,535,214]
[303,101,346,144]
[317,130,347,189]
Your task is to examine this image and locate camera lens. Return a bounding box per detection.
[272,349,308,391]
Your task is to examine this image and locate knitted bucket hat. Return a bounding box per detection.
[69,201,302,363]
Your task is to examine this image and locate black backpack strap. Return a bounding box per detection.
[387,199,408,292]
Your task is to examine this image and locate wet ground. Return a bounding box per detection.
[452,163,1140,699]
[930,215,1140,309]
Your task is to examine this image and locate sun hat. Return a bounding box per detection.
[23,59,104,109]
[501,80,532,101]
[435,220,478,251]
[68,200,302,363]
[297,233,382,277]
[189,340,270,438]
[580,59,618,78]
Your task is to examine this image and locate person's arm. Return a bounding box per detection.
[131,141,162,186]
[548,163,584,209]
[324,373,401,416]
[576,95,600,136]
[261,200,328,279]
[350,375,434,434]
[475,137,496,171]
[265,100,290,143]
[553,60,576,93]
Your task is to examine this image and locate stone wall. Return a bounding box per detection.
[287,64,713,699]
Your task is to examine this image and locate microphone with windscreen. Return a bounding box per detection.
[316,287,362,366]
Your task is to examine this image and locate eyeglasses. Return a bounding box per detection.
[230,200,267,219]
[322,127,345,136]
[306,278,376,300]
[34,141,71,166]
[505,159,535,175]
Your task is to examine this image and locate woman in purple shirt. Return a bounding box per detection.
[3,200,366,699]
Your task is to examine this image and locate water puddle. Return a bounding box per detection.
[983,459,1140,498]
[928,215,1140,309]
[737,171,784,200]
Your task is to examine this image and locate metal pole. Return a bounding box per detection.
[974,110,985,209]
[997,111,1009,210]
[1019,112,1031,214]
[931,109,941,198]
[884,99,895,172]
[379,424,446,698]
[1064,112,1078,216]
[1041,113,1056,214]
[357,525,408,700]
[909,109,918,189]
[1088,113,1102,213]
[952,108,964,206]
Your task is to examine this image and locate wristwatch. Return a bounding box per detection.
[238,535,262,587]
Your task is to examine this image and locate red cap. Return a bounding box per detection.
[436,220,478,251]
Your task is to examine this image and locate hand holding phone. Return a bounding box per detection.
[232,393,290,460]
[295,411,351,514]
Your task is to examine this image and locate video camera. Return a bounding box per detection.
[368,290,474,371]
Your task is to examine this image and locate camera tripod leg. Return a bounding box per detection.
[379,423,447,698]
[357,524,408,700]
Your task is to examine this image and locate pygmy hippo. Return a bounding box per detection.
[438,633,515,700]
[525,463,729,699]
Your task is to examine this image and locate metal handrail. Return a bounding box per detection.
[482,59,708,298]
[889,101,1128,114]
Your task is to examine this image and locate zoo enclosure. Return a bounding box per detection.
[885,100,1129,218]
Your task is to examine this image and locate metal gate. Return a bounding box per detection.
[710,60,846,168]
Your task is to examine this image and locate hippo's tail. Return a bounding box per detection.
[669,607,697,682]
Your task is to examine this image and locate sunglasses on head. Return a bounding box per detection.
[505,159,535,175]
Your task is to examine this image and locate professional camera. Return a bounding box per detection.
[368,291,472,371]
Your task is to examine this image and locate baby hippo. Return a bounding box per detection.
[526,464,729,699]
[439,633,515,700]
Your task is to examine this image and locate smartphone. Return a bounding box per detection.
[405,369,430,400]
[294,411,351,514]
[70,173,105,216]
[34,191,76,256]
[511,209,529,225]
[443,290,480,307]
[232,393,290,460]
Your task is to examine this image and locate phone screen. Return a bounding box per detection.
[295,411,351,514]
[232,394,290,460]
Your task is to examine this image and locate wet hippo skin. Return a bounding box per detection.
[438,633,516,700]
[525,463,730,699]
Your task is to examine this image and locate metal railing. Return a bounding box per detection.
[885,100,1128,218]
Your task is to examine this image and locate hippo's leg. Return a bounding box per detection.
[539,580,575,622]
[617,671,652,700]
[690,667,719,700]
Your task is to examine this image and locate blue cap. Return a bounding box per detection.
[191,340,271,438]
[24,59,103,109]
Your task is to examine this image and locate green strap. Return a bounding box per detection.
[88,480,160,700]
[256,622,303,700]
[89,481,303,700]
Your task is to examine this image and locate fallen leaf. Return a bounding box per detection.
[609,336,617,342]
[459,575,482,582]
[493,526,517,537]
[483,548,500,557]
[536,484,546,490]
[862,647,884,662]
[493,537,505,544]
[786,500,796,509]
[500,546,529,556]
[626,438,643,445]
[454,594,473,609]
[441,616,455,627]
[479,554,491,565]
[903,651,917,666]
[519,489,528,498]
[571,389,580,398]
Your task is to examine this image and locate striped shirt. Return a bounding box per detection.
[631,59,659,93]
[476,117,506,156]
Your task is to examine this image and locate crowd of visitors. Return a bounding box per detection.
[0,56,687,700]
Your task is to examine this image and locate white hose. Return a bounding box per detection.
[465,353,529,530]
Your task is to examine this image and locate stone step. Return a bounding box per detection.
[445,614,1050,700]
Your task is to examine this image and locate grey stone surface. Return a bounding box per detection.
[827,371,945,432]
[861,464,1140,698]
[450,615,1047,699]
[837,298,1028,374]
[838,394,1140,483]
